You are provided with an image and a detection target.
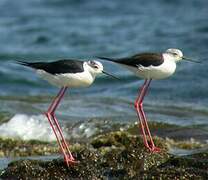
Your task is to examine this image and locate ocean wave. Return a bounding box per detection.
[0,114,60,141]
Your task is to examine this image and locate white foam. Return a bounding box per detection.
[0,114,59,142]
[71,121,99,138]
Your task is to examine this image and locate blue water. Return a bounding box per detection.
[0,0,208,127]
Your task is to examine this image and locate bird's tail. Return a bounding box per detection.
[16,60,31,67]
[16,61,46,70]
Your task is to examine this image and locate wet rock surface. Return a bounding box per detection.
[0,138,58,157]
[0,122,208,179]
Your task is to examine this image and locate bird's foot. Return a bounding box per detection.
[150,146,161,153]
[145,143,161,153]
[64,156,79,167]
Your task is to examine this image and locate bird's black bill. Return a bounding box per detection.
[182,56,201,63]
[102,71,120,80]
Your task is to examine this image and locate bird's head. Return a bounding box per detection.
[165,48,183,62]
[165,48,201,63]
[87,60,103,74]
[86,60,119,79]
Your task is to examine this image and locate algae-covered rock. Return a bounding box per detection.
[0,111,11,124]
[0,130,170,179]
[91,131,169,173]
[141,152,208,179]
[127,121,208,143]
[166,137,206,150]
[0,124,207,179]
[0,137,58,157]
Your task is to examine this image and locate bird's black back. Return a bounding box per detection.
[17,59,85,74]
[98,53,164,67]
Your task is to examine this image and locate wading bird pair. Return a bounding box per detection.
[18,48,199,166]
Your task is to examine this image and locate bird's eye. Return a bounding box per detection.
[172,53,178,56]
[88,61,99,69]
[93,65,99,69]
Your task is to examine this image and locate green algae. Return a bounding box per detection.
[0,122,208,179]
[166,137,206,150]
[0,137,58,157]
[0,111,11,124]
[142,152,208,179]
[0,130,170,179]
[126,121,180,136]
[1,130,207,179]
[127,121,208,150]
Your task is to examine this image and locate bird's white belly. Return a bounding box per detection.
[36,70,95,88]
[123,60,176,80]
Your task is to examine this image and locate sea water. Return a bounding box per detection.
[0,0,208,141]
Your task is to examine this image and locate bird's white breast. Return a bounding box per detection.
[122,55,176,80]
[36,70,95,88]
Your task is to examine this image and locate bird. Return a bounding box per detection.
[98,48,200,152]
[17,59,118,166]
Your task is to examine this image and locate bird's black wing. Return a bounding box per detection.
[98,53,164,67]
[17,59,85,74]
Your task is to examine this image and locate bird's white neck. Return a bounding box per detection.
[162,53,178,63]
[83,62,96,78]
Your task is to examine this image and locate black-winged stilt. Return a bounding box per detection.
[98,48,200,152]
[17,59,117,166]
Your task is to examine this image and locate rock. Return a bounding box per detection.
[0,138,58,157]
[0,123,207,179]
[0,130,170,179]
[141,152,208,179]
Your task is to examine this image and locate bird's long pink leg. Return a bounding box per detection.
[45,87,76,167]
[134,80,151,149]
[134,79,160,152]
[47,87,65,113]
[50,87,77,164]
[45,88,66,158]
[52,115,75,162]
[138,80,161,152]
